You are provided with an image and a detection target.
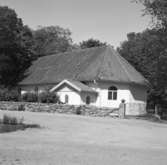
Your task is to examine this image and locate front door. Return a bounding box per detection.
[86,96,90,105]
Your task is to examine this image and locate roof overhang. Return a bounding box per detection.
[50,79,97,93]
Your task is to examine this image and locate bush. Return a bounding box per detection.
[22,93,38,102]
[0,114,24,125]
[0,115,40,133]
[39,92,59,103]
[0,88,19,101]
[76,106,82,115]
[18,104,25,111]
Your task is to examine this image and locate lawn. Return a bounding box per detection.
[0,110,167,165]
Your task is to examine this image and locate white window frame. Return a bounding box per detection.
[108,86,117,100]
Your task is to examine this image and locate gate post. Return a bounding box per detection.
[119,99,126,119]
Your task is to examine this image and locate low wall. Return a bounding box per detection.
[126,102,146,115]
[0,101,147,117]
[0,101,118,117]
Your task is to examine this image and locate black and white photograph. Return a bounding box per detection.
[0,0,167,164]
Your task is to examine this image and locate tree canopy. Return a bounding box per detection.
[0,6,34,88]
[79,38,107,49]
[130,0,167,108]
[118,28,167,107]
[136,0,167,28]
[33,26,73,57]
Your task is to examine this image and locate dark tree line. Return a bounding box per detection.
[117,29,167,108]
[118,0,167,109]
[0,6,34,87]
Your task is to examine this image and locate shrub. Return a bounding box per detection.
[0,114,24,125]
[39,92,59,103]
[0,115,40,133]
[0,88,19,101]
[21,91,60,103]
[76,106,82,115]
[22,93,38,102]
[18,104,25,111]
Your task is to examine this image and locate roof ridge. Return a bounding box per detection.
[117,53,149,85]
[96,46,109,80]
[37,45,108,60]
[116,52,145,77]
[110,47,132,82]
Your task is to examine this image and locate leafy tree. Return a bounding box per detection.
[118,29,167,108]
[80,38,107,49]
[0,6,34,87]
[135,0,167,28]
[133,0,167,113]
[33,26,73,57]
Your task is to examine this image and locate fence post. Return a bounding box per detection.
[119,99,126,119]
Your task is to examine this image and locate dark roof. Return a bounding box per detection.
[20,46,149,86]
[50,79,97,93]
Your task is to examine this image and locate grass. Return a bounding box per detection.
[1,111,167,165]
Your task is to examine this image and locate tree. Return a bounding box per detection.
[79,38,107,49]
[135,0,167,28]
[0,6,34,87]
[134,0,167,113]
[117,29,167,108]
[33,26,73,57]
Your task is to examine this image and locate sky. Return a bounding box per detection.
[0,0,150,47]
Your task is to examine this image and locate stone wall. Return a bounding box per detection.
[0,101,118,117]
[0,101,147,117]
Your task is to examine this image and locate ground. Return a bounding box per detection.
[0,111,167,165]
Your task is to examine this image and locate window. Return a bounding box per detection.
[86,96,91,105]
[65,95,69,103]
[108,86,117,100]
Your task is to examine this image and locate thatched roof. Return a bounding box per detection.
[20,46,149,86]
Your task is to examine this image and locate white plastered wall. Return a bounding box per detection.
[126,84,147,115]
[56,85,81,105]
[88,81,131,108]
[20,81,148,115]
[80,92,97,105]
[89,81,147,115]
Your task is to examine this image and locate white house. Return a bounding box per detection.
[19,46,149,115]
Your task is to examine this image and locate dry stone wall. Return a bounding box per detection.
[0,101,119,117]
[0,101,147,117]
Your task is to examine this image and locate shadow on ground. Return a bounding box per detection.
[0,123,40,133]
[126,114,167,124]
